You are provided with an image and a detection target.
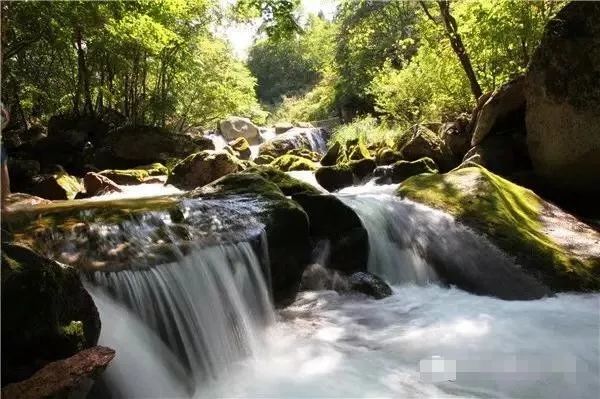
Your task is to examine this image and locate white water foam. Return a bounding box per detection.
[196,285,600,398]
[87,242,274,397]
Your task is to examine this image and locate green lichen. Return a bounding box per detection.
[397,165,600,291]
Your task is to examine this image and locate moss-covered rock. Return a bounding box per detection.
[376,157,438,184]
[30,172,82,200]
[228,137,251,160]
[320,141,343,166]
[375,147,403,166]
[397,165,600,293]
[1,244,101,384]
[346,137,372,161]
[254,154,275,165]
[315,164,354,192]
[245,166,321,196]
[349,158,376,180]
[195,173,311,305]
[400,125,455,172]
[99,163,169,185]
[288,148,322,162]
[292,193,368,274]
[270,154,318,172]
[167,150,241,190]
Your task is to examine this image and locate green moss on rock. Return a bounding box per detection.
[397,165,600,292]
[270,154,318,172]
[245,166,321,196]
[99,163,168,185]
[1,244,100,384]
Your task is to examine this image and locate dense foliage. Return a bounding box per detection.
[251,0,565,135]
[1,0,263,129]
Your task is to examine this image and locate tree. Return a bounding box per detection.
[419,0,482,99]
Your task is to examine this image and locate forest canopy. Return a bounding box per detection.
[1,0,566,132]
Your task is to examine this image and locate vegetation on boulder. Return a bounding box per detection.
[1,244,101,385]
[398,165,600,292]
[270,154,318,172]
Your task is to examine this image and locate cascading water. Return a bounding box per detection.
[193,183,599,399]
[87,241,274,397]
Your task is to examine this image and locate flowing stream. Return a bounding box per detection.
[85,182,598,398]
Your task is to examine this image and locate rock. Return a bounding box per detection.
[99,163,169,185]
[292,194,369,273]
[29,172,83,200]
[7,159,40,192]
[375,147,402,166]
[270,154,318,172]
[258,127,328,158]
[254,154,275,165]
[218,116,260,142]
[400,125,454,172]
[375,157,438,184]
[349,272,392,299]
[346,138,372,161]
[349,158,376,180]
[1,244,101,384]
[83,172,122,196]
[275,122,294,134]
[167,150,241,190]
[245,166,321,196]
[398,165,600,297]
[3,193,52,209]
[320,142,343,166]
[525,2,600,197]
[97,125,214,169]
[315,164,354,192]
[441,113,472,159]
[471,76,526,146]
[195,173,311,305]
[228,137,251,160]
[461,134,530,176]
[288,148,322,162]
[1,346,115,399]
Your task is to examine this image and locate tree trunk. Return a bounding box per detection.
[420,1,482,100]
[437,1,482,99]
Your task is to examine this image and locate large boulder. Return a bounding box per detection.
[274,122,294,135]
[96,125,214,169]
[399,125,455,171]
[167,150,241,190]
[462,134,530,176]
[398,165,600,297]
[1,244,101,384]
[258,127,328,158]
[525,2,600,197]
[218,117,260,142]
[29,172,82,200]
[349,272,392,299]
[194,173,311,305]
[1,346,115,399]
[471,76,525,146]
[292,194,369,274]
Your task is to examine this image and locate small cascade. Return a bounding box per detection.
[87,241,274,396]
[336,185,548,298]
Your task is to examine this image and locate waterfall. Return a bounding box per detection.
[336,185,549,298]
[85,239,274,396]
